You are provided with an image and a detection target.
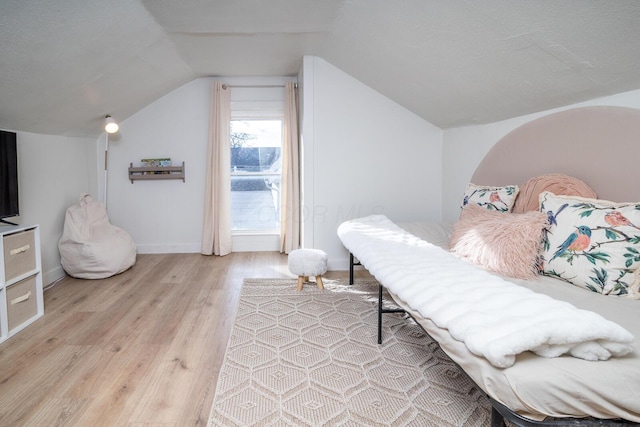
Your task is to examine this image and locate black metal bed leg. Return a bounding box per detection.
[376,283,405,345]
[491,406,506,427]
[349,253,362,285]
[349,253,355,285]
[349,254,403,346]
[378,283,383,344]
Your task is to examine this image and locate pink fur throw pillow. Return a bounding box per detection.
[449,203,549,280]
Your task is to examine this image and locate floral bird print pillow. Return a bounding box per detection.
[461,183,519,212]
[540,191,640,298]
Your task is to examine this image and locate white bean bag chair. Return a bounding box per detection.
[58,194,136,279]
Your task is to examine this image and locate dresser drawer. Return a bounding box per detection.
[6,275,38,332]
[3,229,36,282]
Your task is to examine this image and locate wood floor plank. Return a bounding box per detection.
[125,301,215,423]
[21,397,91,426]
[0,252,370,426]
[0,343,92,424]
[72,343,166,426]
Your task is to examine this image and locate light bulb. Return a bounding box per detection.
[105,115,119,134]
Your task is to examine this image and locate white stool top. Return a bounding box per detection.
[288,248,328,276]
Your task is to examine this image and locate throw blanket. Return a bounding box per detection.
[337,215,635,368]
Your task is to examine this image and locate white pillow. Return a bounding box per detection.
[540,191,640,298]
[461,183,519,212]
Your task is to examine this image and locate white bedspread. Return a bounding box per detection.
[337,214,635,368]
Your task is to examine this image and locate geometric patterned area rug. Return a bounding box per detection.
[208,279,492,427]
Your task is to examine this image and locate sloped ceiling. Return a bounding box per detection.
[1,0,640,137]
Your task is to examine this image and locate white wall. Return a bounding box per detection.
[102,56,443,269]
[101,78,210,253]
[104,76,294,254]
[9,62,639,283]
[12,132,96,285]
[441,89,640,222]
[301,57,443,269]
[13,62,637,280]
[12,60,639,280]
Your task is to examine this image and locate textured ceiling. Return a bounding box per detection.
[1,0,640,137]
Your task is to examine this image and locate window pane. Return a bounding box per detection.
[230,120,282,231]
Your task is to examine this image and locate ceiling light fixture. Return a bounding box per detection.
[103,115,120,209]
[104,115,119,134]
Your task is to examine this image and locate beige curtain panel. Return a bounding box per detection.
[280,81,301,253]
[201,81,232,256]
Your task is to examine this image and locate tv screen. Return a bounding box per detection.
[0,130,19,221]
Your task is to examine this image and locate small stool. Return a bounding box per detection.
[288,248,328,291]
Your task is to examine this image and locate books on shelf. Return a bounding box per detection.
[141,158,171,174]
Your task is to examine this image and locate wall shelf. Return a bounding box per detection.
[128,162,185,183]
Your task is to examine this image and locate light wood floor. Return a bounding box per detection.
[0,252,366,426]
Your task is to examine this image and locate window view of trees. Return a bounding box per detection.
[230,120,282,231]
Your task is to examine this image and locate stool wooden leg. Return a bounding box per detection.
[316,275,324,290]
[297,276,304,291]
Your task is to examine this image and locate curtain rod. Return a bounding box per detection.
[221,83,297,90]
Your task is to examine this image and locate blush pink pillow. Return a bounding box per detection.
[511,173,596,214]
[449,203,549,280]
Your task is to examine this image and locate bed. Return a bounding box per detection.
[337,106,640,426]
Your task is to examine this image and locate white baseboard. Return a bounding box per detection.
[136,243,201,254]
[327,257,369,273]
[136,237,281,254]
[43,265,66,288]
[328,258,348,271]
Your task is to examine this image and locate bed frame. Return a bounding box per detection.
[346,106,640,427]
[349,255,636,427]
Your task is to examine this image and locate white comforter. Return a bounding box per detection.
[337,214,635,368]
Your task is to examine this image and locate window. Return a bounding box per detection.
[230,119,283,232]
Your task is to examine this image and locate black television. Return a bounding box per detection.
[0,130,19,225]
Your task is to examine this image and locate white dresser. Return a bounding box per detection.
[0,224,44,343]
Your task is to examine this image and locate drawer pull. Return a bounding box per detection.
[11,291,31,305]
[10,244,30,255]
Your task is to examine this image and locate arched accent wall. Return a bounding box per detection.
[471,106,640,203]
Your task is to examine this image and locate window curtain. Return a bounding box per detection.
[201,81,232,256]
[280,82,301,253]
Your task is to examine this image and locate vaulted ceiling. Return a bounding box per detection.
[2,1,640,137]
